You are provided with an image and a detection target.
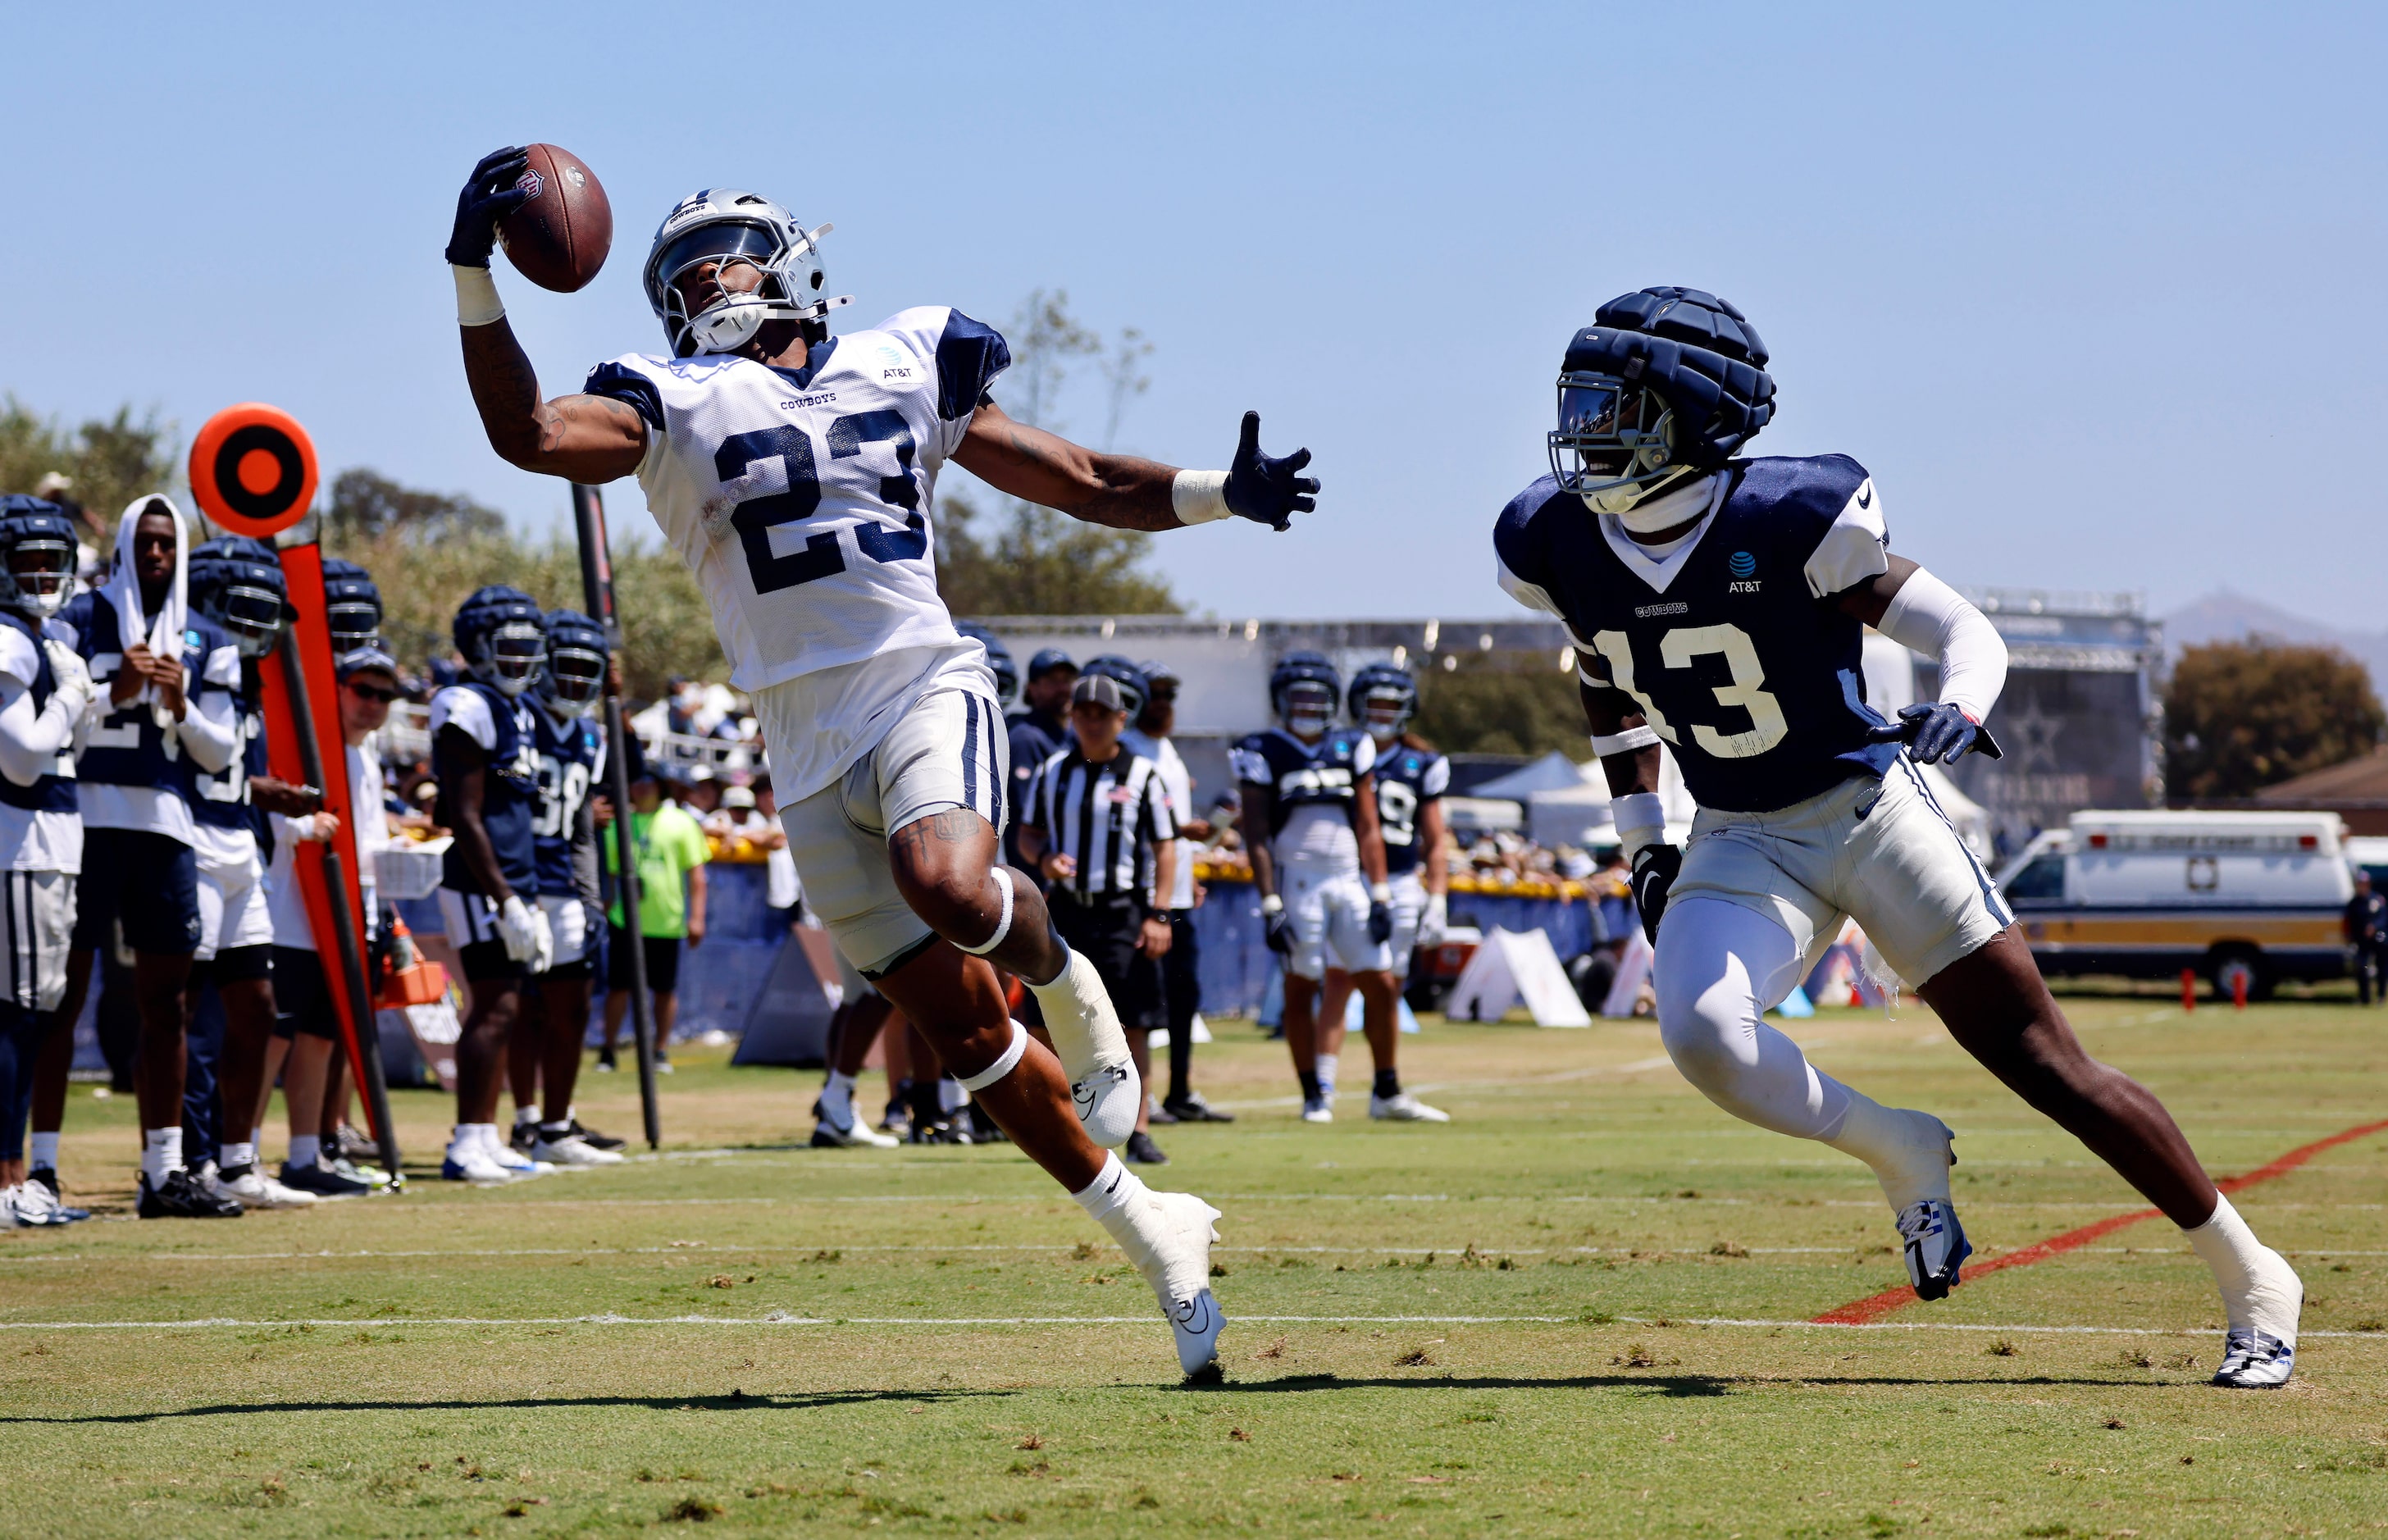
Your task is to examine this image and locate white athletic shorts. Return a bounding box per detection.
[538,893,590,968]
[777,672,1009,978]
[1383,870,1429,981]
[194,838,276,963]
[1282,862,1392,982]
[0,870,75,1014]
[1666,757,2014,988]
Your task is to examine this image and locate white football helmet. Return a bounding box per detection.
[642,189,854,358]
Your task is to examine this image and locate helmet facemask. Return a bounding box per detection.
[541,642,607,718]
[1548,372,1701,515]
[1358,688,1413,746]
[646,207,847,359]
[2,538,76,620]
[211,578,287,658]
[476,621,548,698]
[1280,680,1337,740]
[326,598,381,655]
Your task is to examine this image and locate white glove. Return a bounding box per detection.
[494,894,541,964]
[42,640,93,720]
[1418,891,1449,950]
[529,905,555,975]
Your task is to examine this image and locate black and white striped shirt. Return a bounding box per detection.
[1023,745,1177,904]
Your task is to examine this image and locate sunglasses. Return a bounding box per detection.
[344,681,400,703]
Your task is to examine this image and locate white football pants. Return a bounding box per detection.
[1652,896,1857,1142]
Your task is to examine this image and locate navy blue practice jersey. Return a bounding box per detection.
[1495,454,1902,813]
[62,591,235,804]
[431,681,541,896]
[0,610,77,815]
[1369,743,1450,877]
[1228,727,1377,841]
[531,705,603,895]
[192,672,268,836]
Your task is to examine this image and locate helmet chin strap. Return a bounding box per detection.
[1588,464,1705,526]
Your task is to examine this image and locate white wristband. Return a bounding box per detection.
[1171,469,1233,525]
[1369,882,1392,904]
[1611,791,1666,856]
[453,263,505,327]
[1591,725,1660,756]
[1260,893,1283,915]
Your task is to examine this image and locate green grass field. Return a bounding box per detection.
[5,996,2384,1537]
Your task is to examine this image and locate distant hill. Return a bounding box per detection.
[2165,591,2388,697]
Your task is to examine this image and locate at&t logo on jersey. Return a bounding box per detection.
[1726,549,1761,594]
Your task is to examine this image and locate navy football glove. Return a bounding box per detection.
[1629,844,1681,945]
[1367,898,1393,945]
[1223,412,1319,532]
[1868,702,2004,766]
[447,146,532,268]
[1262,899,1296,956]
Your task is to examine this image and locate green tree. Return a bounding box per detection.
[2164,638,2386,798]
[0,397,178,541]
[937,290,1180,617]
[1410,649,1592,759]
[324,467,507,545]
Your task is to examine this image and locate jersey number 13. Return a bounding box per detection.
[1591,624,1789,760]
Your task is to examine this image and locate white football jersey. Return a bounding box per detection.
[586,307,1007,691]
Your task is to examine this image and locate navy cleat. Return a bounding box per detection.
[1898,1198,1971,1301]
[2212,1328,2295,1388]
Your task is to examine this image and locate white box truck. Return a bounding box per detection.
[1994,810,2353,999]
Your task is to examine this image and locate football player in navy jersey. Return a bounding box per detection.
[506,609,623,1169]
[57,497,246,1219]
[0,499,92,1227]
[1233,654,1445,1124]
[1314,666,1453,1055]
[431,585,553,1183]
[443,153,1324,1376]
[182,538,326,1211]
[1497,287,2302,1387]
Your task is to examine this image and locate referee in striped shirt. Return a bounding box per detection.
[1016,672,1178,1164]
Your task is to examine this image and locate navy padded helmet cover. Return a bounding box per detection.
[1565,286,1776,467]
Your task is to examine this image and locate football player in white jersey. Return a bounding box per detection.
[447,149,1319,1377]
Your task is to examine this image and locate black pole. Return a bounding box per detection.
[277,629,404,1186]
[572,484,661,1149]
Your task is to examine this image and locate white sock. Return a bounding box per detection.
[30,1132,58,1170]
[1822,1092,1953,1214]
[288,1133,321,1169]
[142,1128,185,1184]
[1314,1052,1339,1098]
[250,1125,264,1150]
[515,1104,540,1128]
[447,1124,476,1156]
[2184,1192,2300,1341]
[1027,945,1131,1082]
[221,1141,257,1173]
[1070,1153,1210,1308]
[939,1077,967,1115]
[471,1123,510,1158]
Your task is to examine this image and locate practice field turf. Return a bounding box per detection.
[5,998,2383,1538]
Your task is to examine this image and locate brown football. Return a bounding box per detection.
[496,144,613,293]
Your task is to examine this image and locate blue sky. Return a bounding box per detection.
[5,2,2381,626]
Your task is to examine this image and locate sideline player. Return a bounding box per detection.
[0,498,90,1225]
[1234,654,1444,1124]
[185,537,322,1210]
[431,585,554,1182]
[446,151,1317,1372]
[1314,664,1451,1062]
[58,497,244,1218]
[508,608,622,1166]
[1495,286,2304,1387]
[1122,659,1230,1123]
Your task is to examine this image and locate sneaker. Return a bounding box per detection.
[2213,1328,2297,1388]
[1163,1091,1236,1123]
[510,1121,540,1156]
[1123,1130,1170,1166]
[1146,1096,1181,1126]
[329,1125,382,1165]
[481,1128,550,1177]
[7,1182,73,1228]
[330,1155,392,1189]
[912,1118,975,1146]
[441,1142,517,1183]
[214,1163,319,1210]
[531,1130,627,1167]
[653,1054,674,1075]
[1300,1096,1333,1123]
[811,1116,900,1150]
[567,1119,627,1152]
[1369,1091,1450,1123]
[593,1050,618,1073]
[25,1169,89,1222]
[1072,1061,1141,1150]
[280,1155,371,1200]
[1897,1198,1972,1301]
[139,1169,244,1219]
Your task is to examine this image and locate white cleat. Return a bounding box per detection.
[531,1132,627,1167]
[441,1145,517,1183]
[2213,1244,2303,1388]
[7,1181,75,1228]
[1140,1191,1226,1379]
[1300,1096,1333,1123]
[481,1129,549,1178]
[216,1164,321,1210]
[809,1117,900,1150]
[1172,1287,1227,1380]
[1369,1091,1450,1123]
[1073,1061,1142,1150]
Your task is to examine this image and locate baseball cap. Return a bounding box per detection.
[1071,673,1130,712]
[1028,647,1078,681]
[1137,659,1180,691]
[722,785,757,810]
[335,645,400,682]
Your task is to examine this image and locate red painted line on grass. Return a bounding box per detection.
[1812,1117,2388,1326]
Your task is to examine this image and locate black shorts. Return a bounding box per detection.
[606,927,681,996]
[1048,894,1159,1029]
[270,946,340,1041]
[72,827,202,955]
[197,943,276,985]
[456,940,525,986]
